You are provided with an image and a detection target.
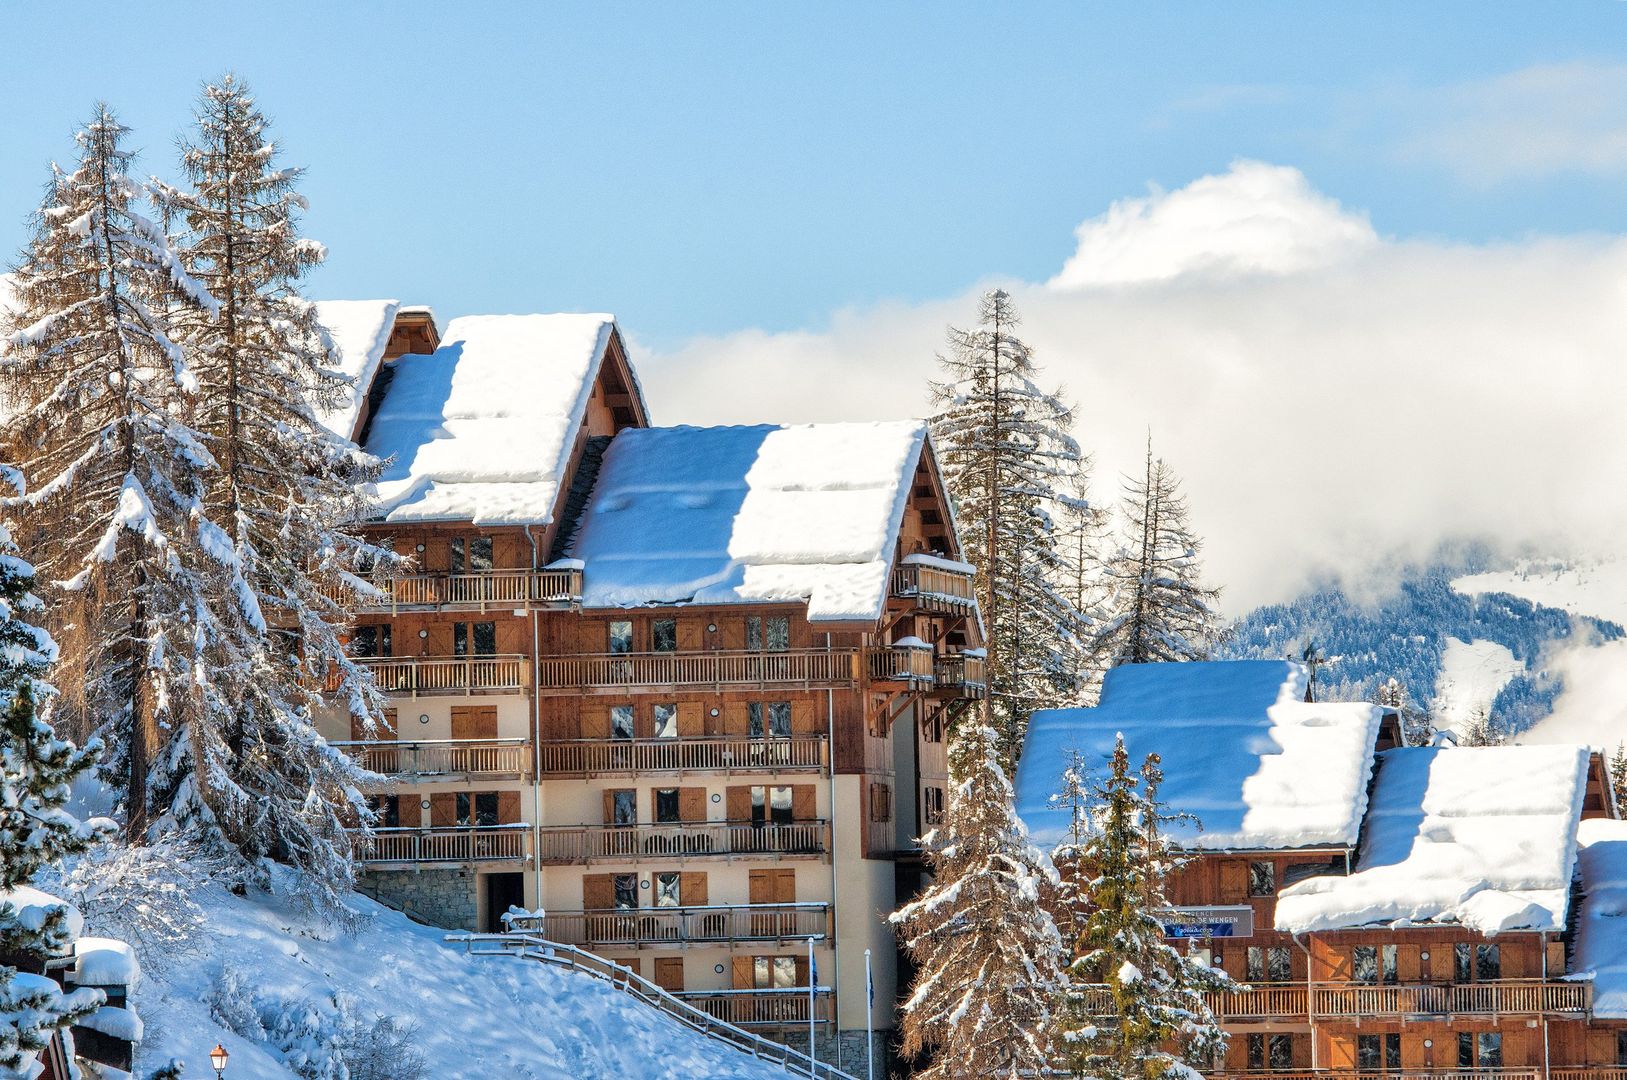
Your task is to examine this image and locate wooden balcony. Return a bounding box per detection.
[1073,984,1309,1022]
[868,642,935,685]
[1213,1072,1542,1080]
[338,567,582,612]
[535,649,860,695]
[536,736,827,777]
[335,738,531,781]
[1310,979,1589,1018]
[1554,1070,1627,1080]
[355,654,529,696]
[674,988,832,1029]
[932,651,988,699]
[509,903,830,947]
[537,820,829,863]
[891,558,977,615]
[356,824,530,866]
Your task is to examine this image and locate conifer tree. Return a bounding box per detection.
[1610,743,1627,809]
[154,75,388,902]
[931,289,1091,756]
[1095,438,1221,666]
[1,105,223,839]
[1378,677,1432,746]
[1055,463,1108,701]
[0,512,111,1070]
[890,719,1065,1078]
[1053,737,1227,1079]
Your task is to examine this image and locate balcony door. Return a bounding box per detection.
[748,868,797,937]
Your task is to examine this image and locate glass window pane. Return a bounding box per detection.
[473,622,496,656]
[1616,1030,1627,1067]
[613,874,637,910]
[656,789,680,823]
[749,702,764,739]
[456,792,471,825]
[450,538,465,575]
[656,872,680,908]
[769,702,792,738]
[1381,945,1397,984]
[611,706,635,740]
[766,617,789,651]
[754,957,770,988]
[1385,1034,1401,1070]
[453,623,468,657]
[1477,944,1501,981]
[470,537,493,571]
[1478,1033,1502,1069]
[1268,948,1292,983]
[609,621,633,654]
[751,786,766,827]
[1357,1035,1380,1071]
[1249,861,1276,896]
[475,792,498,826]
[1353,946,1377,984]
[773,956,797,989]
[1457,1032,1473,1069]
[746,617,762,651]
[1246,947,1264,982]
[770,786,793,824]
[653,704,678,739]
[613,790,637,825]
[652,619,677,652]
[1247,1035,1264,1072]
[1455,944,1472,982]
[1269,1035,1292,1070]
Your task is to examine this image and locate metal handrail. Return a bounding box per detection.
[447,932,858,1080]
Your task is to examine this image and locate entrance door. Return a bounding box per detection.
[483,872,525,932]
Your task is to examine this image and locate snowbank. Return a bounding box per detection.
[1275,744,1590,935]
[365,314,621,525]
[1015,660,1381,850]
[1432,637,1523,733]
[128,870,792,1079]
[1574,818,1627,1018]
[73,936,141,989]
[313,299,400,442]
[571,422,928,623]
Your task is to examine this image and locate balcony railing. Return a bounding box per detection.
[334,738,531,780]
[891,559,977,613]
[536,650,860,693]
[1554,1070,1627,1080]
[537,820,829,863]
[537,736,827,777]
[932,652,988,699]
[868,643,935,684]
[1212,1072,1542,1080]
[675,988,832,1029]
[356,824,530,865]
[354,654,529,696]
[337,567,582,611]
[1072,984,1307,1021]
[1310,979,1589,1017]
[509,903,830,947]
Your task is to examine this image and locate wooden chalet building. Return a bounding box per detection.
[1016,659,1627,1080]
[311,301,985,1063]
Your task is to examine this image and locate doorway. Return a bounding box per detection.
[483,872,526,932]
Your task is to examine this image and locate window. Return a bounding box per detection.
[652,619,677,652]
[611,706,635,740]
[349,624,391,658]
[870,782,893,823]
[611,790,637,826]
[1358,1034,1399,1072]
[1456,942,1501,981]
[751,786,794,827]
[747,616,789,651]
[655,872,681,908]
[1249,860,1276,896]
[1248,947,1292,983]
[1477,1033,1502,1069]
[754,956,797,990]
[457,792,498,826]
[608,621,633,654]
[1247,1035,1293,1071]
[370,794,399,829]
[1354,945,1397,985]
[1455,944,1471,983]
[653,704,678,739]
[750,701,793,739]
[655,788,680,824]
[1386,1034,1401,1070]
[923,786,945,826]
[453,621,496,656]
[449,536,493,574]
[1616,1030,1627,1067]
[1458,1032,1474,1069]
[1382,944,1397,983]
[1247,1034,1265,1072]
[613,874,637,910]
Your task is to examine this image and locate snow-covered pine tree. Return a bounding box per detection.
[1095,437,1221,666]
[1055,460,1107,702]
[0,105,223,840]
[0,508,111,1071]
[1053,736,1228,1079]
[1610,744,1627,808]
[890,718,1065,1078]
[1378,677,1432,747]
[931,289,1090,757]
[153,74,390,904]
[1459,706,1502,747]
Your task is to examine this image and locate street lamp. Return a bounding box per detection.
[210,1044,229,1078]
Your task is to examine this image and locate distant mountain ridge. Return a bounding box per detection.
[1222,556,1623,736]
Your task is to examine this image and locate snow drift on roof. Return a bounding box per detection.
[0,884,84,940]
[365,313,617,525]
[314,299,400,442]
[1275,743,1590,935]
[570,422,928,623]
[1575,818,1627,1018]
[1015,660,1381,851]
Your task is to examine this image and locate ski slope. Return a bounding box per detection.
[1432,636,1524,733]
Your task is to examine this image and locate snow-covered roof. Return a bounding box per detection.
[570,422,928,624]
[1575,818,1627,1018]
[1275,744,1591,935]
[73,936,141,989]
[0,884,84,941]
[364,313,623,525]
[314,299,400,442]
[1015,660,1381,851]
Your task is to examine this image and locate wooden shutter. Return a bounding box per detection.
[1547,940,1567,977]
[794,955,810,987]
[421,538,449,572]
[677,702,703,737]
[654,957,685,992]
[727,786,753,822]
[680,872,708,906]
[792,700,818,735]
[679,787,706,822]
[583,874,614,909]
[494,534,528,570]
[791,784,816,821]
[1401,1034,1427,1071]
[1430,947,1455,982]
[425,622,454,656]
[451,706,498,740]
[723,702,750,736]
[677,619,704,651]
[1217,859,1248,903]
[619,957,641,977]
[496,619,525,654]
[772,869,796,903]
[748,869,773,905]
[1321,943,1352,982]
[721,619,747,651]
[1327,1035,1356,1070]
[497,790,521,824]
[430,793,456,827]
[1396,945,1421,982]
[731,955,754,989]
[583,707,612,739]
[1503,941,1533,979]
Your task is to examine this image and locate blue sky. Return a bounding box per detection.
[4,3,1627,346]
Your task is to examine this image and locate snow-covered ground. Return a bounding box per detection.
[1431,636,1524,733]
[124,871,791,1080]
[1454,557,1627,627]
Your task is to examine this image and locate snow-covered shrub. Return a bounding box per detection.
[205,964,266,1043]
[342,1014,427,1080]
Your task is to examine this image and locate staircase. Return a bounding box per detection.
[447,932,860,1080]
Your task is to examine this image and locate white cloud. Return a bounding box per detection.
[638,162,1627,614]
[1406,61,1627,181]
[1520,638,1627,751]
[1047,160,1376,288]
